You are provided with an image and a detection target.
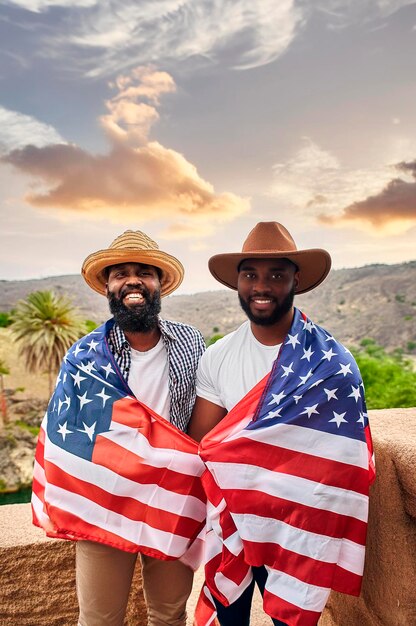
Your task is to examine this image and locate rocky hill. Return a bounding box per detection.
[1,261,415,351]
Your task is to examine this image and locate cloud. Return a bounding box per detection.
[319,160,416,232]
[1,66,249,236]
[3,0,413,80]
[0,105,64,153]
[268,138,416,233]
[5,0,303,77]
[269,138,394,213]
[2,0,97,12]
[311,0,415,25]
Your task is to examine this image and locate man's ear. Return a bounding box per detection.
[294,271,300,291]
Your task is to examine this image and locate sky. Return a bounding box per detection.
[0,0,415,294]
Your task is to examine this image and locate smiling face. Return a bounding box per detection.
[237,257,299,327]
[106,262,162,333]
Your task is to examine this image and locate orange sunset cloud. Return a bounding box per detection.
[318,160,416,233]
[2,66,249,236]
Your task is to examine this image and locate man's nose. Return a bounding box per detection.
[252,277,272,293]
[126,275,143,285]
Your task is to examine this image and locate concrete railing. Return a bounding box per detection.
[1,408,415,626]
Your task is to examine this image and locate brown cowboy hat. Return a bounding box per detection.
[208,221,331,294]
[82,230,184,297]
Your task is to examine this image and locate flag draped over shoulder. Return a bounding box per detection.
[32,320,206,565]
[195,308,375,626]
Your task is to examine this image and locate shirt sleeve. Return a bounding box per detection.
[195,348,225,408]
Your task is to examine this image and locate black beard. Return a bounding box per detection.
[238,286,295,326]
[107,287,161,333]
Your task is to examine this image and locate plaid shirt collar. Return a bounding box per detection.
[107,317,205,431]
[109,318,176,356]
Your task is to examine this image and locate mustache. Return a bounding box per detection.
[119,286,148,299]
[249,294,276,301]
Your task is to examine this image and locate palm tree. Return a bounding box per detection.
[0,358,10,423]
[10,290,85,395]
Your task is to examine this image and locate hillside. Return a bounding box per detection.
[1,261,415,352]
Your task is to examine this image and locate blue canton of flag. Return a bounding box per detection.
[248,308,369,443]
[47,319,130,461]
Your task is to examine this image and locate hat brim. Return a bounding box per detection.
[208,249,331,295]
[82,249,184,297]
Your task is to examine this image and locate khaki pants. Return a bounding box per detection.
[76,541,194,626]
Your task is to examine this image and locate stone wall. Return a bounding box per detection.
[0,408,415,625]
[320,407,416,626]
[0,505,146,625]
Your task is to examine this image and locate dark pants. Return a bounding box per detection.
[213,565,287,626]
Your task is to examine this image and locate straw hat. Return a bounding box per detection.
[209,222,331,294]
[82,230,184,297]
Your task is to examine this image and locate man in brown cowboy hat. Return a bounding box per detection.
[32,230,206,626]
[189,222,375,626]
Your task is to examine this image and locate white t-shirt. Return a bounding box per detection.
[196,321,282,412]
[128,336,171,421]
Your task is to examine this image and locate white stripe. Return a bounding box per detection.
[232,513,365,575]
[33,458,46,487]
[206,498,226,537]
[223,530,244,557]
[206,461,369,522]
[265,566,330,612]
[338,538,365,576]
[44,432,206,520]
[45,484,193,557]
[214,568,253,604]
[224,422,369,469]
[205,529,223,562]
[31,491,56,533]
[101,421,205,476]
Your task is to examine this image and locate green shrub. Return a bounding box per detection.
[15,421,40,437]
[0,312,13,327]
[206,333,224,347]
[352,339,416,409]
[84,319,99,333]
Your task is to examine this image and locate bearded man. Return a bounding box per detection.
[32,230,205,626]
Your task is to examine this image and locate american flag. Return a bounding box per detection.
[32,320,206,567]
[195,308,375,626]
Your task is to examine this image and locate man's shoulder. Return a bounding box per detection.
[203,321,249,357]
[159,318,204,341]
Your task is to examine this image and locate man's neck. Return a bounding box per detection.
[124,326,161,352]
[249,308,294,346]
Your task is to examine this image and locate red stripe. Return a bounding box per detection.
[111,397,199,454]
[92,434,206,501]
[32,475,45,506]
[365,424,376,485]
[203,438,370,495]
[43,459,205,538]
[263,589,322,626]
[242,539,362,592]
[222,488,368,544]
[34,428,46,468]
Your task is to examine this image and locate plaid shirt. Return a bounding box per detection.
[107,318,205,431]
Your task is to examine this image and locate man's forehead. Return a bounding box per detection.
[107,262,158,272]
[239,257,296,269]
